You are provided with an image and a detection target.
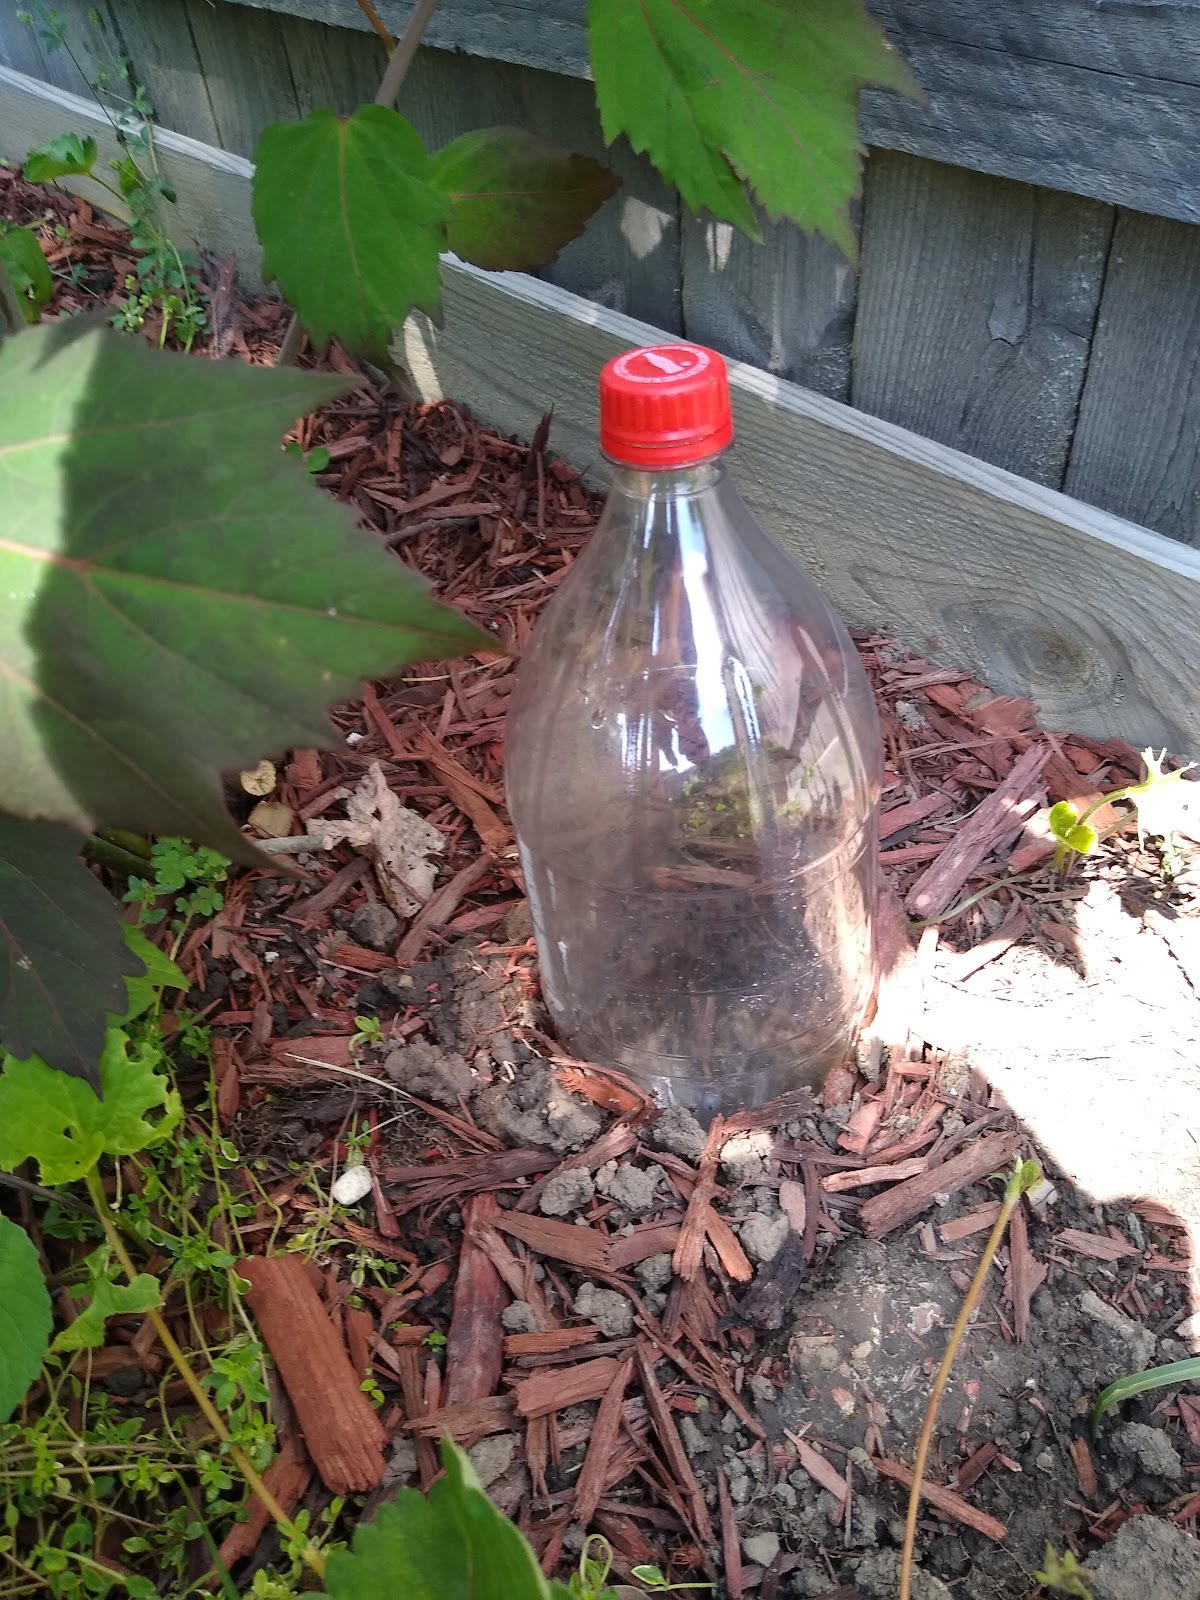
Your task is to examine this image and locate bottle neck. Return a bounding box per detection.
[607,453,728,503]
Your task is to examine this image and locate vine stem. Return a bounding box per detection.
[898,1159,1041,1600]
[355,0,396,50]
[83,1167,326,1583]
[276,0,441,367]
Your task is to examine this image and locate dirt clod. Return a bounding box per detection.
[1079,1289,1156,1371]
[648,1104,707,1161]
[597,1159,664,1211]
[852,1550,954,1599]
[720,1131,774,1186]
[384,1039,474,1105]
[500,1301,539,1334]
[1087,1516,1200,1600]
[741,1530,779,1567]
[739,1210,789,1263]
[467,1432,518,1489]
[348,900,401,951]
[473,1060,602,1151]
[1114,1420,1185,1481]
[538,1168,596,1216]
[573,1281,633,1338]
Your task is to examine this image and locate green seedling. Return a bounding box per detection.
[1035,1544,1096,1598]
[631,1565,715,1592]
[350,1014,385,1055]
[1091,1355,1200,1432]
[1049,746,1198,872]
[284,439,332,473]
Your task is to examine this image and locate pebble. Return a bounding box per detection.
[348,900,400,952]
[331,1162,374,1206]
[741,1532,780,1569]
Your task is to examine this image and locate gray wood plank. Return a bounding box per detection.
[184,0,301,156]
[399,260,1200,753]
[7,62,1200,752]
[681,207,858,403]
[214,0,1200,227]
[277,7,383,116]
[100,0,221,146]
[400,49,681,333]
[1065,212,1200,549]
[852,151,1112,489]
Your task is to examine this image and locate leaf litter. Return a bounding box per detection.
[5,162,1200,1599]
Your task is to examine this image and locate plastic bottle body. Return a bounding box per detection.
[506,457,881,1120]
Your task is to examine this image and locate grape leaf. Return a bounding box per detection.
[253,105,449,357]
[321,1439,551,1599]
[588,0,917,254]
[0,223,53,323]
[0,1215,52,1423]
[0,814,142,1086]
[0,320,488,859]
[118,925,187,1026]
[53,1271,162,1352]
[0,1028,182,1186]
[23,132,97,183]
[428,128,619,271]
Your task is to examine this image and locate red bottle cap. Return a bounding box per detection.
[599,344,734,469]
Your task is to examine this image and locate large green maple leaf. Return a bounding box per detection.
[588,0,917,255]
[0,1216,52,1423]
[0,319,487,859]
[253,105,450,357]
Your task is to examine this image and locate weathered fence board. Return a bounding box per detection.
[852,152,1114,488]
[105,0,222,148]
[218,0,1200,226]
[1066,213,1200,549]
[184,0,302,156]
[4,61,1198,753]
[681,210,858,402]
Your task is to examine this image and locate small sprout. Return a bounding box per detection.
[1091,1354,1200,1433]
[1034,1544,1095,1598]
[631,1565,715,1593]
[350,1014,384,1056]
[423,1329,447,1349]
[1048,800,1097,869]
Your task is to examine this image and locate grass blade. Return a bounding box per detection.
[1092,1356,1200,1432]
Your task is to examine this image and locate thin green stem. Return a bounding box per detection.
[81,1168,326,1583]
[899,1159,1041,1600]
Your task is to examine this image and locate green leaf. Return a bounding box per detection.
[252,105,449,358]
[321,1480,468,1599]
[439,1439,552,1600]
[117,925,187,1025]
[1047,800,1097,858]
[0,223,53,323]
[0,814,142,1086]
[0,320,488,858]
[588,0,917,254]
[1092,1356,1200,1433]
[322,1438,551,1600]
[0,1028,182,1186]
[53,1272,162,1352]
[24,132,98,183]
[428,127,619,271]
[0,1215,53,1423]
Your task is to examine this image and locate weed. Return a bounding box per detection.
[1035,1544,1095,1598]
[1049,746,1198,875]
[123,837,229,934]
[349,1014,384,1056]
[1091,1355,1200,1432]
[283,441,331,474]
[17,3,209,350]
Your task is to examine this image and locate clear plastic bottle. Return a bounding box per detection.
[505,344,881,1119]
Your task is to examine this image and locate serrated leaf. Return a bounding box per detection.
[589,0,917,254]
[0,1215,52,1423]
[24,132,97,182]
[321,1480,468,1599]
[53,1271,161,1352]
[322,1438,551,1599]
[428,127,619,271]
[0,224,53,323]
[118,925,187,1025]
[0,814,141,1085]
[0,1028,182,1186]
[252,105,449,357]
[0,321,488,858]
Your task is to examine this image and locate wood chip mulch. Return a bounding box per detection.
[5,163,1199,1589]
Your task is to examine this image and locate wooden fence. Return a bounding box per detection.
[3,0,1200,548]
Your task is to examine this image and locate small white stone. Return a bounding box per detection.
[741,1531,780,1569]
[331,1163,373,1206]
